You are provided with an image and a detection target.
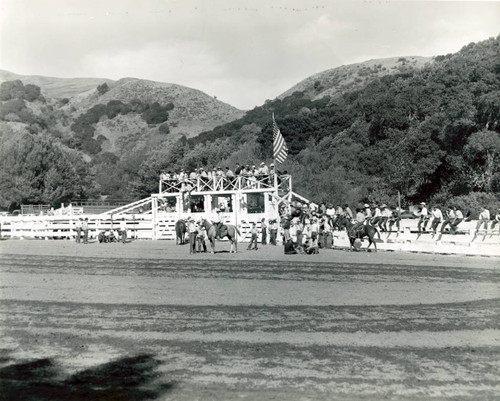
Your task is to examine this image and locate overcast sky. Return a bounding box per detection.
[1,0,499,109]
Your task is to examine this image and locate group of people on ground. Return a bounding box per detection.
[74,217,128,244]
[160,162,277,192]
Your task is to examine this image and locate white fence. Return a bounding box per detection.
[0,215,499,256]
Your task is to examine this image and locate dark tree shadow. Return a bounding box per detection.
[0,352,174,401]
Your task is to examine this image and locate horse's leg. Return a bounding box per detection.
[210,237,216,253]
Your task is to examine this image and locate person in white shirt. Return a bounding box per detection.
[416,202,429,233]
[430,206,443,233]
[372,205,382,226]
[476,207,491,231]
[119,218,127,243]
[379,204,391,232]
[364,204,372,220]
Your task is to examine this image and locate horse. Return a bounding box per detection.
[199,219,240,253]
[175,219,187,245]
[336,216,380,251]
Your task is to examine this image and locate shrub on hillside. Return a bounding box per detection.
[0,80,41,101]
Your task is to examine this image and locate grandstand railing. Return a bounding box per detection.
[160,175,276,194]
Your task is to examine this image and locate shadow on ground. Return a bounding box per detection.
[0,350,174,401]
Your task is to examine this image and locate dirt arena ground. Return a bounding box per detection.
[0,239,499,400]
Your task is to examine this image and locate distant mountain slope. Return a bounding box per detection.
[69,78,244,138]
[278,56,433,101]
[0,70,114,99]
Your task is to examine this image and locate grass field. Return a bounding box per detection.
[0,239,499,400]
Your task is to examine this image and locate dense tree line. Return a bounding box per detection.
[0,127,96,210]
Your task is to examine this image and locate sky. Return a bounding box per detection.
[0,0,499,110]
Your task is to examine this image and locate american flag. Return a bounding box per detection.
[272,114,288,163]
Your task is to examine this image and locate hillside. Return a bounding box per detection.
[68,78,244,139]
[278,56,433,101]
[0,70,114,99]
[0,74,245,207]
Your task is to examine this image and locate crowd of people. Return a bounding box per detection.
[276,200,500,254]
[160,162,278,192]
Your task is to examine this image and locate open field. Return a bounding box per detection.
[0,239,499,400]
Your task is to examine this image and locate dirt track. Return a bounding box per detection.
[0,239,499,400]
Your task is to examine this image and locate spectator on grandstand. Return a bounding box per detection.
[429,206,443,233]
[235,163,242,176]
[269,163,276,184]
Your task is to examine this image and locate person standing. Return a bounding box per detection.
[269,219,278,245]
[247,222,259,250]
[260,218,267,245]
[82,218,89,244]
[75,218,82,243]
[119,218,127,244]
[187,218,198,254]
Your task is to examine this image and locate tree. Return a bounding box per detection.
[464,130,500,191]
[97,82,110,95]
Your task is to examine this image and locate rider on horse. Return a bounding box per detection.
[211,208,225,238]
